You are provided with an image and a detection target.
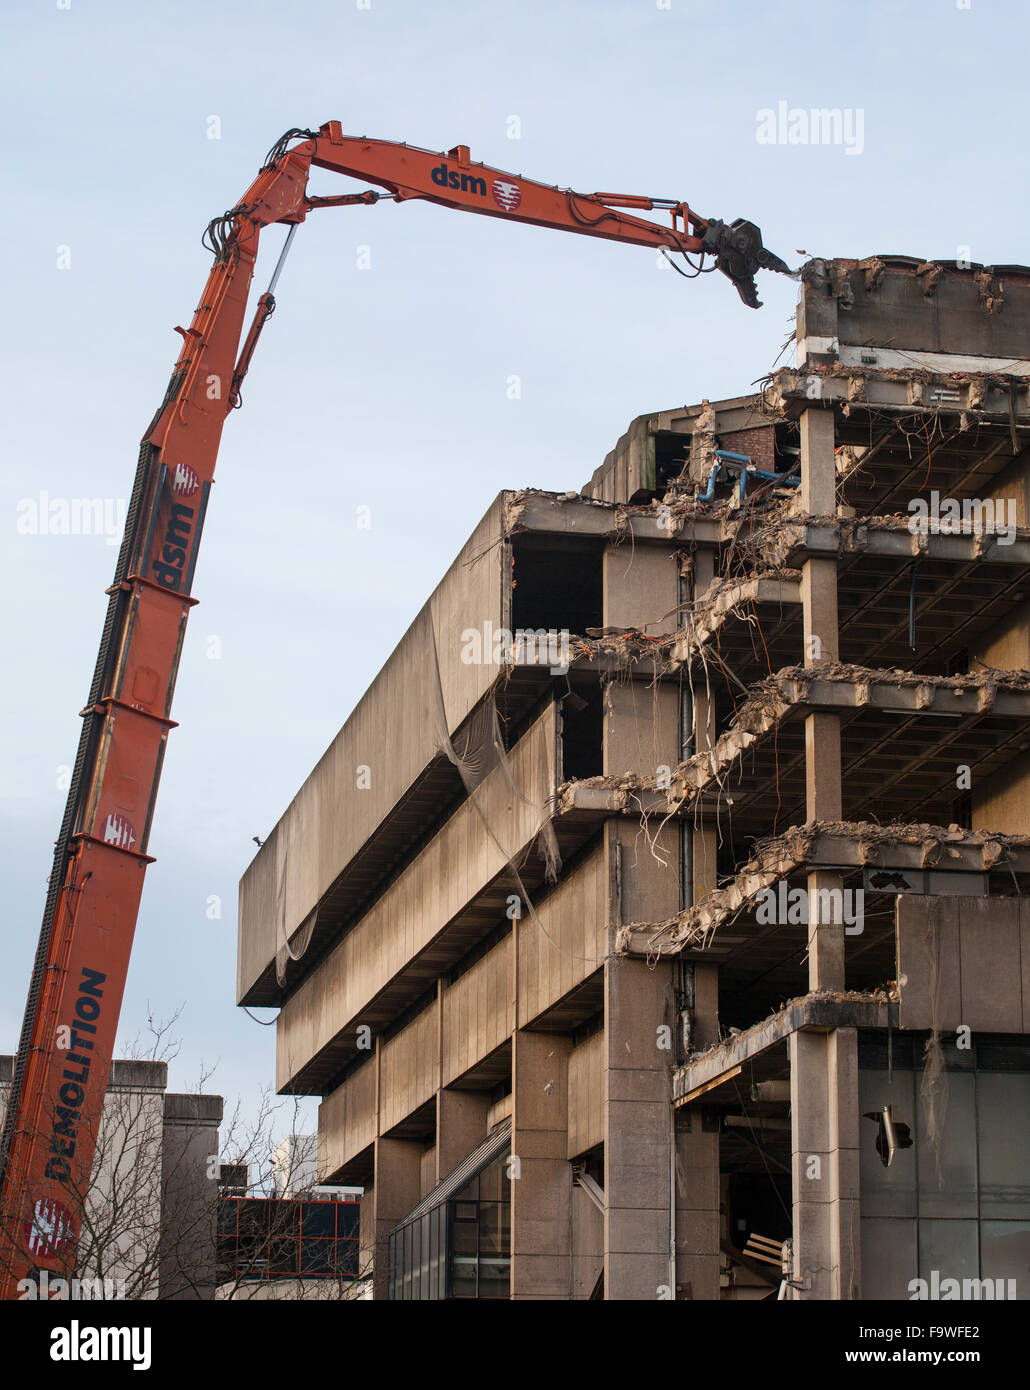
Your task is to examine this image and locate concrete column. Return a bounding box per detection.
[510,1029,572,1299]
[603,543,679,633]
[359,1187,375,1286]
[789,1026,860,1300]
[602,816,680,1299]
[603,682,680,779]
[369,1136,422,1299]
[805,711,845,990]
[604,950,677,1299]
[690,549,720,905]
[799,405,846,992]
[674,1108,721,1300]
[687,548,720,1049]
[436,1088,491,1183]
[799,407,841,669]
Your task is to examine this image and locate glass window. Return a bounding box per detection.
[916,1070,977,1218]
[388,1145,512,1299]
[269,1238,298,1276]
[977,1072,1030,1220]
[859,1049,1030,1300]
[216,1197,359,1282]
[429,1205,443,1299]
[859,1067,917,1218]
[301,1239,334,1275]
[918,1219,979,1284]
[338,1236,359,1280]
[980,1221,1030,1289]
[860,1218,917,1300]
[301,1202,335,1238]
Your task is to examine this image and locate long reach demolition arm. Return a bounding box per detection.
[0,122,792,1297]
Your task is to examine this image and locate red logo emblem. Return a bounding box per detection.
[26,1197,74,1259]
[492,179,522,213]
[171,463,200,498]
[102,813,137,851]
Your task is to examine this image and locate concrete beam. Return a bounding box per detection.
[668,575,802,669]
[764,518,1030,570]
[769,366,1030,423]
[617,821,1030,956]
[672,992,889,1105]
[561,668,1030,832]
[505,490,727,546]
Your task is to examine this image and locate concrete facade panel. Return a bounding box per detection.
[238,496,508,1002]
[318,1056,376,1178]
[277,702,556,1090]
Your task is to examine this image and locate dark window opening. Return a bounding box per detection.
[652,433,690,497]
[511,536,602,637]
[726,1170,792,1259]
[559,681,603,780]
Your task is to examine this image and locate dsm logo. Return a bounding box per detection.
[431,162,487,197]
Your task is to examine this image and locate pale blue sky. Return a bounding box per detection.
[2,0,1027,1137]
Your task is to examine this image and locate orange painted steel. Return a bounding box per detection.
[0,123,783,1297]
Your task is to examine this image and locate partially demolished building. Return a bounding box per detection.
[238,256,1030,1300]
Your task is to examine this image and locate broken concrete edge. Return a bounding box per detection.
[503,490,1030,586]
[614,819,1030,957]
[777,359,1030,392]
[765,363,1030,422]
[496,570,804,674]
[502,485,741,541]
[491,514,1030,675]
[801,254,1030,312]
[742,513,1030,571]
[557,662,1030,817]
[672,987,893,1105]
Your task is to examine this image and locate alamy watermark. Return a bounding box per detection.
[17,1270,126,1300]
[17,492,127,547]
[755,882,864,935]
[756,102,864,156]
[908,492,1016,545]
[909,1271,1017,1300]
[460,621,570,674]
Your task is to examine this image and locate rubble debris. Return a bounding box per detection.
[667,397,717,495]
[740,512,1030,571]
[616,820,1030,956]
[974,268,1004,314]
[915,262,944,297]
[802,257,855,307]
[560,664,1030,823]
[856,255,886,292]
[765,362,1030,424]
[502,485,740,541]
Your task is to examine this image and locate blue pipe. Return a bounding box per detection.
[695,461,722,502]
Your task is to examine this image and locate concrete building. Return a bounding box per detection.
[0,1055,222,1299]
[238,256,1030,1300]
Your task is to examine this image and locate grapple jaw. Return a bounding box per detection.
[701,217,797,308]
